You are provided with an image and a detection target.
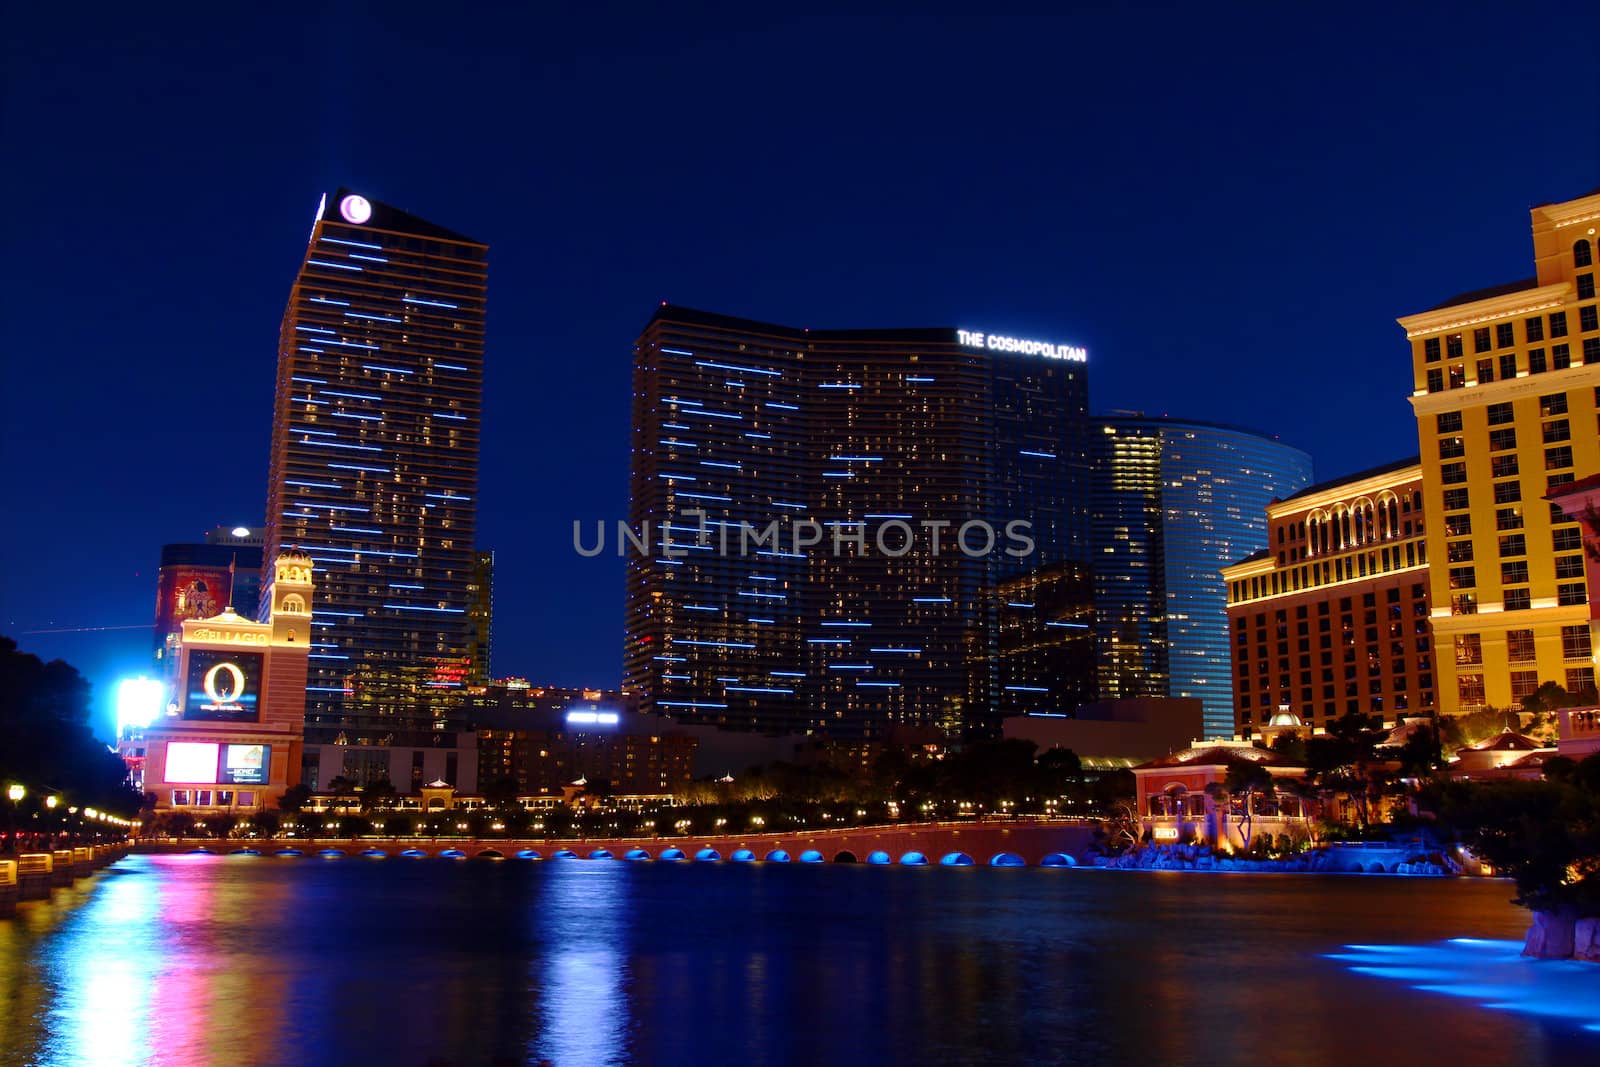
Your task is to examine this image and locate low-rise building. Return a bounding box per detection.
[1130,739,1313,850]
[1557,705,1600,759]
[131,550,313,812]
[1002,697,1203,769]
[1447,727,1555,780]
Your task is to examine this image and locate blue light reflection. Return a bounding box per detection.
[1330,938,1600,1032]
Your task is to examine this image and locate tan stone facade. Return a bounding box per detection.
[1224,460,1433,735]
[1400,190,1600,714]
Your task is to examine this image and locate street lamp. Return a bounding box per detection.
[45,795,58,810]
[5,784,23,854]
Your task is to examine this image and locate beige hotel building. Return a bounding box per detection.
[1400,188,1600,715]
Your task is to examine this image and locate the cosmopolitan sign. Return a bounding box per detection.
[957,330,1086,363]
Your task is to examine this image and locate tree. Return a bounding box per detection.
[278,783,313,813]
[1222,767,1273,851]
[1097,799,1143,855]
[481,776,523,812]
[1036,748,1083,798]
[1280,777,1327,845]
[0,637,143,817]
[1524,681,1596,715]
[359,778,397,813]
[1305,712,1388,830]
[1394,727,1443,778]
[1420,758,1600,959]
[1439,706,1521,750]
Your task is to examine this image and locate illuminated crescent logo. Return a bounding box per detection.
[339,194,373,225]
[203,662,247,705]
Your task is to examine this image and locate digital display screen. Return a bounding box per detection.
[183,649,264,722]
[220,744,269,785]
[165,742,220,784]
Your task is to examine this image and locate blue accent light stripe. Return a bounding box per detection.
[321,237,382,251]
[694,360,781,377]
[304,440,384,452]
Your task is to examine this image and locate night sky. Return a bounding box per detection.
[3,6,1597,736]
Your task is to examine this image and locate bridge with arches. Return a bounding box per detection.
[141,818,1098,868]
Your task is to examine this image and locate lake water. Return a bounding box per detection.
[1,854,1596,1066]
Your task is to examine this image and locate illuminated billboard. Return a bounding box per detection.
[183,649,264,722]
[165,742,220,784]
[220,744,270,785]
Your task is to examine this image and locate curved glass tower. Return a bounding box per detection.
[1092,416,1313,738]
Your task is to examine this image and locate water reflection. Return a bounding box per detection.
[535,862,631,1066]
[1331,938,1600,1032]
[2,857,1597,1066]
[46,868,162,1067]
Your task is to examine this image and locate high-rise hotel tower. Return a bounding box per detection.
[624,306,1092,739]
[264,189,487,748]
[1401,188,1600,714]
[1092,416,1313,738]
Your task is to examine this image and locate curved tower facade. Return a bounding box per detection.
[1092,416,1313,738]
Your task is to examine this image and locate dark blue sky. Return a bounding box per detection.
[3,6,1597,735]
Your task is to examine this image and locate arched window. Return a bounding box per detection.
[1576,239,1593,268]
[281,593,306,614]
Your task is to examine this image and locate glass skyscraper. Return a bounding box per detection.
[625,306,1091,739]
[263,189,487,747]
[1092,416,1312,738]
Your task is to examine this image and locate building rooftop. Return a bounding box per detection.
[1461,727,1547,753]
[1540,185,1600,207]
[328,187,483,246]
[1422,277,1539,313]
[647,304,957,344]
[1135,741,1304,772]
[1275,455,1421,505]
[1547,470,1600,500]
[1097,411,1296,446]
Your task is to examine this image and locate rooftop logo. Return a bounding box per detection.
[957,330,1086,363]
